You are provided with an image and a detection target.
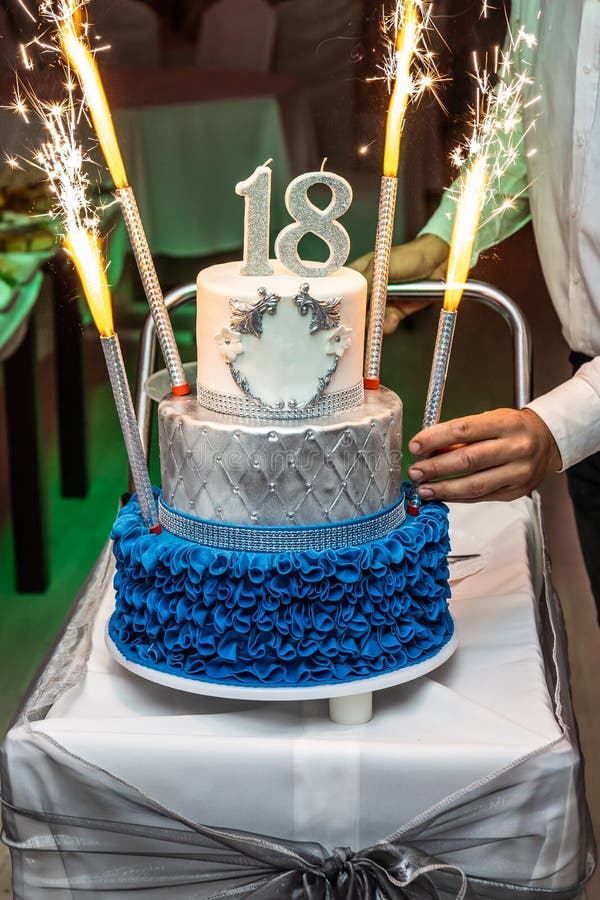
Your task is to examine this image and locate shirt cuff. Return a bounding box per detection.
[526,361,600,470]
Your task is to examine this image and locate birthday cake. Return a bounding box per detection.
[107,173,454,690]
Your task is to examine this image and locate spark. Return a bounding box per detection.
[5,155,22,170]
[379,0,447,177]
[443,25,539,311]
[31,95,113,336]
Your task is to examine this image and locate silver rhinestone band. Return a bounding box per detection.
[158,495,406,552]
[197,381,364,420]
[364,175,399,383]
[422,308,457,429]
[117,185,188,391]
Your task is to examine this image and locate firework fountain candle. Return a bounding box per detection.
[406,30,538,515]
[364,0,433,390]
[48,0,189,396]
[38,102,160,531]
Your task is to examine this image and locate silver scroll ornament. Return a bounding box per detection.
[294,283,341,333]
[229,287,281,336]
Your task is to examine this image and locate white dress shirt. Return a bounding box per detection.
[424,0,600,469]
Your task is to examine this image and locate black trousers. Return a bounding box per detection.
[565,351,600,625]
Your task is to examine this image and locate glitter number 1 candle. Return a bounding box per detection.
[236,162,274,276]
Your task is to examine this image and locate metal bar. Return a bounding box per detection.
[386,279,532,407]
[134,280,532,468]
[134,283,196,462]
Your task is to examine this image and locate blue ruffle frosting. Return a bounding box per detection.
[108,492,454,688]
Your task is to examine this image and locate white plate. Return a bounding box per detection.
[106,627,458,701]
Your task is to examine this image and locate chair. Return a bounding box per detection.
[0,7,16,68]
[194,0,276,71]
[83,0,161,67]
[272,0,364,160]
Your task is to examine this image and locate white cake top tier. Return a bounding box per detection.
[196,261,367,418]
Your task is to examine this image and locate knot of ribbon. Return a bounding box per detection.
[322,846,354,886]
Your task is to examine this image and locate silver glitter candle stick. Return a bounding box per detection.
[101,334,161,532]
[406,308,457,515]
[364,175,399,389]
[117,186,189,396]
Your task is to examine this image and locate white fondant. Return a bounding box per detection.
[234,299,334,407]
[197,260,367,404]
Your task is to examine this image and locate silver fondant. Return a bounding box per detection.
[158,496,406,552]
[196,380,365,420]
[159,388,403,526]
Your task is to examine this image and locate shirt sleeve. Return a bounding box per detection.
[526,358,600,470]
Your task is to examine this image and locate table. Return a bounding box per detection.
[1,261,49,591]
[0,67,301,260]
[0,497,595,897]
[0,214,127,591]
[107,68,296,257]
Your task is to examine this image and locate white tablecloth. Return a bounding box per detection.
[2,496,593,897]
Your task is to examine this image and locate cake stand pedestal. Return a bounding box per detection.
[106,630,458,724]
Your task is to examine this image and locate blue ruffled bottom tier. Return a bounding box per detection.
[108,494,454,688]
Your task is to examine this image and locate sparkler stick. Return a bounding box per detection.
[365,0,427,390]
[405,155,487,516]
[39,102,160,531]
[52,0,189,396]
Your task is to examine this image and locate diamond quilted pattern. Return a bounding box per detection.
[159,389,403,526]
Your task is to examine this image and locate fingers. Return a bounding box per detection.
[408,437,514,484]
[409,410,514,458]
[413,462,532,503]
[406,407,562,504]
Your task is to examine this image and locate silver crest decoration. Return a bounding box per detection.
[220,283,352,412]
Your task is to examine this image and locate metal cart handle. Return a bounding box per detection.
[134,279,533,460]
[386,280,532,409]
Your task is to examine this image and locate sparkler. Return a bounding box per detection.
[37,100,160,531]
[37,0,189,396]
[364,0,436,390]
[406,28,537,515]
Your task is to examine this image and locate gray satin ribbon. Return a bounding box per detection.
[2,799,469,899]
[2,789,594,899]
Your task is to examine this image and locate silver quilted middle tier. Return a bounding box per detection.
[159,387,403,526]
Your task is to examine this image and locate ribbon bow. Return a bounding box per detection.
[302,843,469,900]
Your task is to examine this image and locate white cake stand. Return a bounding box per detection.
[105,628,458,724]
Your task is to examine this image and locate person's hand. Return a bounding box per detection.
[406,407,563,503]
[350,234,449,334]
